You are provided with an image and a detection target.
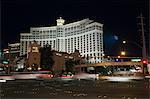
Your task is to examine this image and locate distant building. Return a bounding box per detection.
[2,49,9,60]
[25,41,81,71]
[20,17,104,62]
[52,49,81,71]
[2,43,20,62]
[8,43,20,59]
[26,41,41,71]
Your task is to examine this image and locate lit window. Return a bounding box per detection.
[32,47,38,52]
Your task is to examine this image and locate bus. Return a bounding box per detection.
[13,70,53,79]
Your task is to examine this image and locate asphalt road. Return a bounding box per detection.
[0,79,149,99]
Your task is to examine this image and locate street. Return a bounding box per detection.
[0,79,149,99]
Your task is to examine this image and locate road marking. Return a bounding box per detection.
[64,90,73,94]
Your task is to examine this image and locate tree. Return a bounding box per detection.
[40,44,54,70]
[65,59,74,72]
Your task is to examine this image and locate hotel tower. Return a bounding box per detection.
[20,17,104,62]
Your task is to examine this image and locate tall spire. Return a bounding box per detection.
[56,17,65,26]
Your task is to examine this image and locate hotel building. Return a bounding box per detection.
[20,17,104,62]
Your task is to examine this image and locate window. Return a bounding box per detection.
[90,54,92,57]
[32,47,38,52]
[94,53,95,57]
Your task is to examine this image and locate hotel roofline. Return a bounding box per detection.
[29,18,103,30]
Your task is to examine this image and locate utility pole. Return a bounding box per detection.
[8,43,11,74]
[137,13,148,75]
[137,13,147,59]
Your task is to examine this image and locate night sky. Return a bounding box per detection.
[1,0,149,56]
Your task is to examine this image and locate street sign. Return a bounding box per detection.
[131,59,141,62]
[2,60,9,64]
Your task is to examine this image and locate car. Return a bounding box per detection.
[34,71,54,79]
[60,72,74,79]
[13,71,53,80]
[104,71,144,82]
[0,75,15,81]
[14,72,39,79]
[72,72,99,80]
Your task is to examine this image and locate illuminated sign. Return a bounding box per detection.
[32,47,39,52]
[131,59,141,62]
[3,60,9,64]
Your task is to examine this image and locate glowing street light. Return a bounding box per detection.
[122,40,126,44]
[122,40,142,48]
[122,40,144,58]
[121,51,126,56]
[117,56,121,58]
[38,67,41,70]
[28,67,32,70]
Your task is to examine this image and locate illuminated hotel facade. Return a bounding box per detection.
[20,17,104,62]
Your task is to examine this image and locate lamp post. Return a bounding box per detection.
[123,40,142,49]
[27,67,32,71]
[122,40,143,57]
[121,51,126,56]
[8,43,11,74]
[122,40,148,74]
[136,13,147,59]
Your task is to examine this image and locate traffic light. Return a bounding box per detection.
[142,59,148,64]
[142,59,148,74]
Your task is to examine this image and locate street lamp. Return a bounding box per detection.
[122,40,148,74]
[27,67,32,71]
[122,41,126,44]
[121,51,126,56]
[38,67,41,70]
[122,40,144,57]
[122,40,142,49]
[122,40,148,59]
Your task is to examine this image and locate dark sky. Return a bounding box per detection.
[1,0,149,56]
